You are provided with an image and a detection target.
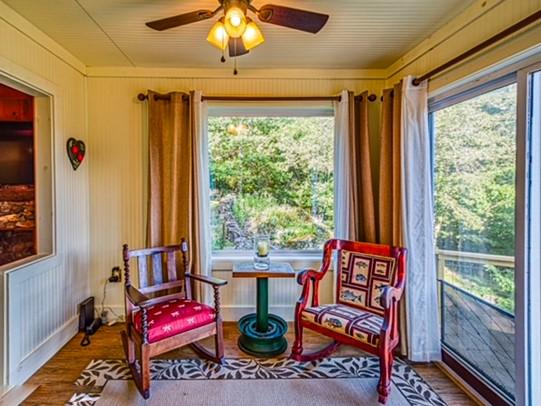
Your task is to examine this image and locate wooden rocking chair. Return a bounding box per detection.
[121,239,227,399]
[291,239,406,404]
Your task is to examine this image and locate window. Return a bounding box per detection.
[0,79,54,269]
[431,79,517,402]
[208,108,334,253]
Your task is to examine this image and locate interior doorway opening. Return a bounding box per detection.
[0,83,36,266]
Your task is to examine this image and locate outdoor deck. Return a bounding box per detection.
[442,282,515,399]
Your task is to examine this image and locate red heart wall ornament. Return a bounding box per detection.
[66,138,86,170]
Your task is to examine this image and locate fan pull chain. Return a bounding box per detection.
[233,40,238,75]
[221,31,226,63]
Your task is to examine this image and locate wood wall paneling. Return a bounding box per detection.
[86,76,382,319]
[0,5,90,389]
[1,1,540,392]
[385,0,541,90]
[85,0,541,317]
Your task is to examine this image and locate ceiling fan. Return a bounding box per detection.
[146,0,329,72]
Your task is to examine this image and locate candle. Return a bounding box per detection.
[254,236,270,270]
[257,240,268,257]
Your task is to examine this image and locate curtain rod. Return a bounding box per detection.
[203,95,342,102]
[412,9,541,86]
[137,93,378,103]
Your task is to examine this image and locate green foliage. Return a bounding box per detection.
[443,263,515,313]
[434,83,516,311]
[434,84,516,255]
[487,265,515,312]
[209,116,334,250]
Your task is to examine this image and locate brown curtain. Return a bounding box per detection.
[147,90,203,299]
[350,91,376,242]
[378,84,403,246]
[377,82,407,355]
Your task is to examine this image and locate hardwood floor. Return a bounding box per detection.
[22,322,475,405]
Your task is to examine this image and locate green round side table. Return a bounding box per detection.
[232,262,295,357]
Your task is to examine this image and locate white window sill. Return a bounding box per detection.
[0,252,57,274]
[211,250,323,272]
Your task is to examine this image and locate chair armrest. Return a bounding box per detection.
[380,286,403,309]
[296,268,323,285]
[125,285,149,306]
[186,273,227,287]
[295,268,325,309]
[379,285,404,344]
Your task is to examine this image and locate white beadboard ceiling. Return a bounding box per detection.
[3,0,475,69]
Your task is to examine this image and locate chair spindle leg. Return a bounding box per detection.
[291,308,304,359]
[214,286,224,362]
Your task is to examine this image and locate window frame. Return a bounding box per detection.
[207,102,335,266]
[0,73,56,273]
[429,53,541,405]
[429,75,518,405]
[516,61,541,406]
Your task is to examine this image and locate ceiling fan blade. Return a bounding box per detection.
[228,38,250,57]
[257,4,329,33]
[146,10,214,31]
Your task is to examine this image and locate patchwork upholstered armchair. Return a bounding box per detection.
[121,239,227,399]
[291,239,406,404]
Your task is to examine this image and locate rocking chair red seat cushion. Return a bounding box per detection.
[133,298,216,344]
[121,240,227,399]
[291,239,406,404]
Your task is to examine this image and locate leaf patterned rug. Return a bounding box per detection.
[67,356,446,406]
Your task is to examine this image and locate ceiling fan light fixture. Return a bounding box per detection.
[207,18,229,50]
[224,6,247,38]
[228,37,249,57]
[145,0,330,74]
[242,19,264,50]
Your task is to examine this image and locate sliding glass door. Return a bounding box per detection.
[516,63,541,406]
[431,79,517,403]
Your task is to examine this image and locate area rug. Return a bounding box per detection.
[66,356,446,406]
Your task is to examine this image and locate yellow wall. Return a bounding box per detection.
[385,0,541,91]
[85,0,541,313]
[85,74,383,311]
[1,0,540,329]
[0,2,89,386]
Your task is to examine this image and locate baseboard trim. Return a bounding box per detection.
[9,316,78,386]
[435,361,491,406]
[0,384,39,405]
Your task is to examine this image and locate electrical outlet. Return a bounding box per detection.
[100,310,108,324]
[108,266,121,283]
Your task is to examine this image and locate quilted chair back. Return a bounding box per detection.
[336,245,399,316]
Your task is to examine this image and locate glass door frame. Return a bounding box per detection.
[516,61,541,406]
[428,56,541,405]
[429,74,518,405]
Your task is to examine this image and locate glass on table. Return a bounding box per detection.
[253,235,270,270]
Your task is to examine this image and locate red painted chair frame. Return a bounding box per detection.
[290,238,406,404]
[121,238,227,399]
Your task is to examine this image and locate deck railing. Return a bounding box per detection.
[437,249,516,400]
[436,248,514,275]
[436,248,515,315]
